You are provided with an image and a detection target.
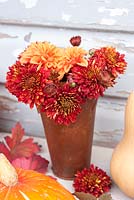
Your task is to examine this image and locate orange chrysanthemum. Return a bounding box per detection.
[61,47,88,74]
[19,41,63,71]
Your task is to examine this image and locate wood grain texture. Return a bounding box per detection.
[0,0,134,32]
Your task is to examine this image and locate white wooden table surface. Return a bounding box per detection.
[0,133,132,200]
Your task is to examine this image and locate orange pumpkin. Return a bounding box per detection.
[0,153,75,200]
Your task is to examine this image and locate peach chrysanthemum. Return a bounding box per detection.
[19,41,63,71]
[61,47,88,74]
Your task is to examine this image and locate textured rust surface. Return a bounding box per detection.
[41,99,97,179]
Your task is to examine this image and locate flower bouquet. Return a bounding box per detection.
[6,36,127,125]
[6,36,127,179]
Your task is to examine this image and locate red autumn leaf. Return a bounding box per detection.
[12,154,49,173]
[0,123,49,173]
[5,122,25,149]
[0,122,40,161]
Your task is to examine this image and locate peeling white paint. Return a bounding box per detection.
[0,32,18,39]
[100,18,116,25]
[61,12,71,22]
[67,0,80,8]
[110,8,129,16]
[0,0,8,2]
[68,0,74,3]
[98,7,129,16]
[104,0,111,3]
[20,0,38,9]
[24,32,32,42]
[12,49,23,58]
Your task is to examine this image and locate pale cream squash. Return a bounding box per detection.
[110,91,134,198]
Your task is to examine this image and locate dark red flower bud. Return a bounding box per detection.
[98,71,114,87]
[44,83,58,96]
[70,36,81,46]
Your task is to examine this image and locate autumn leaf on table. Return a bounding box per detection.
[74,192,96,200]
[12,154,49,173]
[0,122,40,161]
[74,192,113,200]
[0,122,49,173]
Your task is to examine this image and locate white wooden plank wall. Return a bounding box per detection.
[0,0,134,148]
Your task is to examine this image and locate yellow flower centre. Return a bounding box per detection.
[87,70,94,79]
[22,75,40,90]
[57,95,75,115]
[105,49,117,64]
[83,174,101,186]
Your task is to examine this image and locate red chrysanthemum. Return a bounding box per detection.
[102,46,127,76]
[70,65,105,99]
[73,164,112,198]
[88,46,127,87]
[43,84,84,125]
[6,61,50,108]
